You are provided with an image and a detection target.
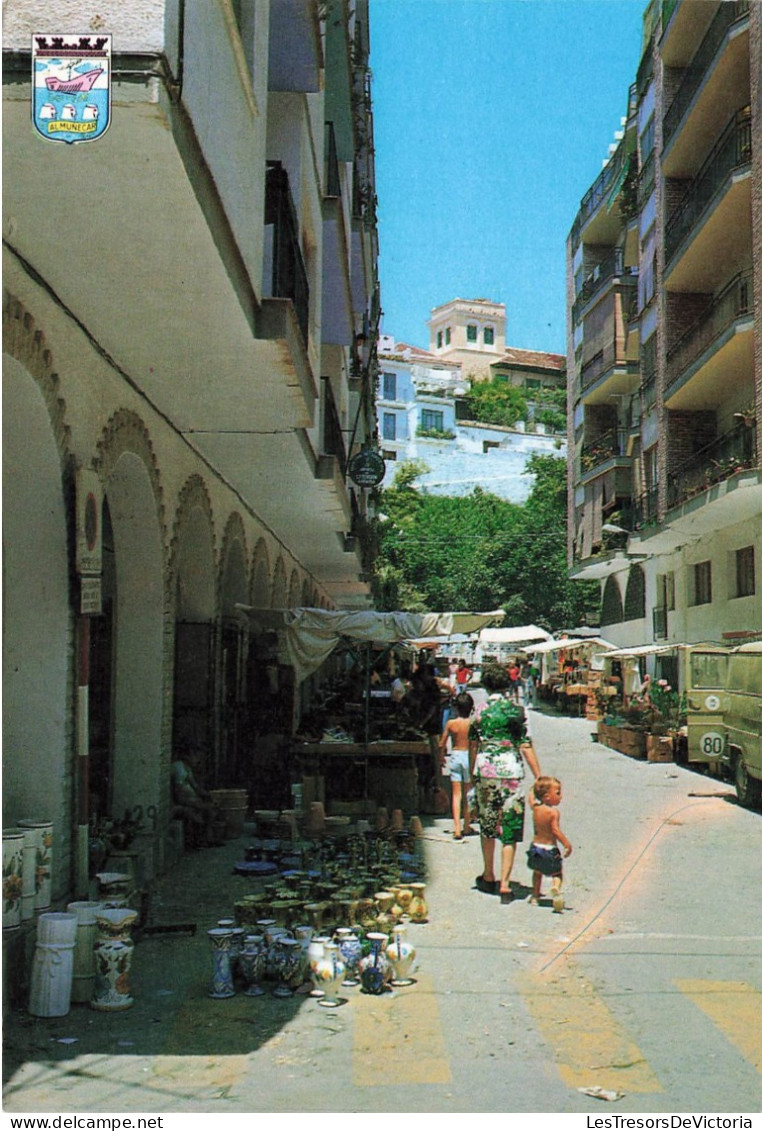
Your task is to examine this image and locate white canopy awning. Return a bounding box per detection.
[478,625,553,646]
[235,606,505,681]
[525,637,618,656]
[598,643,680,660]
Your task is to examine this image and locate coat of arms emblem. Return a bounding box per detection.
[32,34,111,144]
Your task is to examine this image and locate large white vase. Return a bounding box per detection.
[28,912,78,1017]
[67,901,105,1003]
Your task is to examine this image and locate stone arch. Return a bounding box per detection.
[272,557,288,608]
[3,295,72,462]
[94,411,166,820]
[169,475,217,757]
[3,319,71,897]
[624,564,646,621]
[250,538,271,608]
[301,579,312,606]
[170,475,216,620]
[288,568,302,609]
[219,513,249,617]
[600,575,624,626]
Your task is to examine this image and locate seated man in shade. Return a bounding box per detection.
[171,745,216,848]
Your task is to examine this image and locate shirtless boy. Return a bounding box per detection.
[527,775,572,911]
[439,691,474,840]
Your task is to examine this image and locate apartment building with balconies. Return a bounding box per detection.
[2,0,380,902]
[567,0,762,650]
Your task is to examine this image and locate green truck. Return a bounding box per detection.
[685,641,762,809]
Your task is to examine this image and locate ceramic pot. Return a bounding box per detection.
[91,908,138,1011]
[408,815,424,838]
[207,927,236,999]
[29,912,78,1017]
[272,936,302,997]
[306,935,331,997]
[312,940,346,1007]
[239,934,266,996]
[409,883,428,923]
[2,828,25,930]
[17,819,53,911]
[335,928,363,987]
[17,825,38,921]
[67,901,105,1003]
[359,931,391,995]
[387,924,416,986]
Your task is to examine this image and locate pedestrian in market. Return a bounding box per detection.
[469,669,541,904]
[439,691,475,840]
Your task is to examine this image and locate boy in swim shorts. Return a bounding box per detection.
[527,775,572,912]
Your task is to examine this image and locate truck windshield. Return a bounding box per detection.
[689,652,728,689]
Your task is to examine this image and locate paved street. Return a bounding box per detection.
[3,708,760,1116]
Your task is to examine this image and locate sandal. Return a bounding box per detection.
[475,875,499,894]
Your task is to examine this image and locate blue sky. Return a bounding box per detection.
[370,0,646,355]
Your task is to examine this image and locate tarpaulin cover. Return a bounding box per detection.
[235,606,505,682]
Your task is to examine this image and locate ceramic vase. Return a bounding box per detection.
[91,907,138,1011]
[396,885,413,920]
[335,928,363,987]
[239,934,266,996]
[312,940,346,1007]
[409,883,428,923]
[17,825,38,921]
[207,927,236,999]
[359,931,391,995]
[2,829,25,930]
[95,871,131,908]
[67,900,105,1003]
[29,912,78,1017]
[17,819,53,911]
[387,924,416,986]
[307,935,331,997]
[272,936,303,997]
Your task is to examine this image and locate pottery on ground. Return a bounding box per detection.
[91,908,139,1011]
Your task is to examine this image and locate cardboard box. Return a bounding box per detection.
[646,734,674,763]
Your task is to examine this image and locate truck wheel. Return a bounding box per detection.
[733,753,762,810]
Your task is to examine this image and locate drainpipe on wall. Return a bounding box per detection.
[75,616,90,899]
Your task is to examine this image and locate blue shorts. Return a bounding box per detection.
[448,749,471,783]
[526,843,563,878]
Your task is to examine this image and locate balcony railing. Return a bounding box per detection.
[580,427,628,475]
[570,92,638,249]
[321,377,347,474]
[632,485,659,529]
[638,150,655,207]
[665,271,754,395]
[325,121,341,198]
[265,163,310,346]
[663,0,750,149]
[665,109,752,264]
[666,420,757,508]
[572,248,638,325]
[580,342,638,393]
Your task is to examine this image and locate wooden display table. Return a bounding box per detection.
[294,740,432,814]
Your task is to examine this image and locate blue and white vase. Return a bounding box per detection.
[207,927,236,998]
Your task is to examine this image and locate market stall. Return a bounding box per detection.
[236,606,505,813]
[525,636,618,716]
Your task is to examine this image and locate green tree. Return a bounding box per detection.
[373,455,597,631]
[462,377,528,428]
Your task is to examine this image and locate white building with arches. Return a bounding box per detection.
[3,0,380,906]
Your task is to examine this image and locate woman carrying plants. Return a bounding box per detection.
[469,665,541,904]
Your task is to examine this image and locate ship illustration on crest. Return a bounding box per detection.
[32,34,111,143]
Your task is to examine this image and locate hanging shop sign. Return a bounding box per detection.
[348,449,385,488]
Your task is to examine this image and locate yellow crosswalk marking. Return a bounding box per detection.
[352,975,451,1086]
[674,979,762,1072]
[519,965,663,1094]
